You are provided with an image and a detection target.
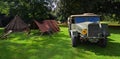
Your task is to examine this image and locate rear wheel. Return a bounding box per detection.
[98,38,107,47]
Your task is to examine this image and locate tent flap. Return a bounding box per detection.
[34,20,60,33]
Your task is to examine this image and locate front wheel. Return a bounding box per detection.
[72,36,78,47]
[98,38,107,47]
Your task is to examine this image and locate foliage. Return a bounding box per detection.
[56,0,120,23]
[1,0,120,23]
[0,1,9,15]
[0,0,52,22]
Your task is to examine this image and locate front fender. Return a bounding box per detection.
[102,31,110,37]
[70,30,78,37]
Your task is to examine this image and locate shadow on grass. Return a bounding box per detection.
[108,38,115,41]
[0,31,88,59]
[109,28,120,34]
[75,38,120,56]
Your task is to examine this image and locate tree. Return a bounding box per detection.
[55,0,120,23]
[56,0,102,22]
[0,0,52,22]
[0,1,9,15]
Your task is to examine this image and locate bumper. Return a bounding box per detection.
[81,36,105,39]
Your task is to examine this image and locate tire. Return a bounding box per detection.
[72,36,78,47]
[98,38,107,47]
[71,35,80,47]
[71,31,80,47]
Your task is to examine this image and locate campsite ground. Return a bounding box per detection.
[0,26,120,59]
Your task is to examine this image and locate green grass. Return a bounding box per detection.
[0,27,120,59]
[100,21,120,26]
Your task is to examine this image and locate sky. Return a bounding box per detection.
[45,0,59,11]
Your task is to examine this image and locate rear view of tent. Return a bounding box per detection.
[34,20,60,34]
[44,20,60,32]
[4,15,29,32]
[34,20,50,33]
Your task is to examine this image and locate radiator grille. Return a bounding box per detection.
[88,24,101,37]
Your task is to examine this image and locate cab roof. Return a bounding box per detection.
[70,13,100,17]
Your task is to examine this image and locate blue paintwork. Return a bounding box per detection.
[74,16,100,23]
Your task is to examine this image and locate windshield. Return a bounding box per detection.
[74,16,100,23]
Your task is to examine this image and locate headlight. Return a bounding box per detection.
[81,29,87,35]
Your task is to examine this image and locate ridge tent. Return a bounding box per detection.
[34,20,60,34]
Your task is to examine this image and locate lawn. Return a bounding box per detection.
[0,26,120,59]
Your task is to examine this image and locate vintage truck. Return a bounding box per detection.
[68,13,110,47]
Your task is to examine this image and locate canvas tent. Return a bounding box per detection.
[34,20,60,34]
[43,20,60,32]
[34,20,50,33]
[4,15,30,33]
